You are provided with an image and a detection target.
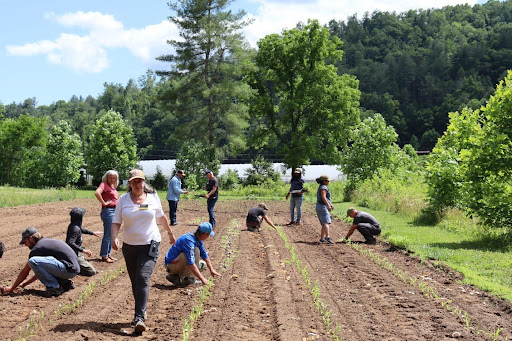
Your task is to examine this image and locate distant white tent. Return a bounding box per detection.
[138,160,345,182]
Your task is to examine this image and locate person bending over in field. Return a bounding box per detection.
[344,208,381,245]
[164,222,221,287]
[66,207,102,276]
[246,203,276,232]
[1,227,79,297]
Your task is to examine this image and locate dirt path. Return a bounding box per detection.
[0,198,511,340]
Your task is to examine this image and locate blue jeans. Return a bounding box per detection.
[168,200,179,225]
[100,207,115,257]
[123,243,158,321]
[290,195,303,222]
[28,256,77,289]
[207,196,218,227]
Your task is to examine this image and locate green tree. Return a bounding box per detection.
[247,20,360,170]
[151,166,167,191]
[339,113,399,186]
[85,110,138,184]
[157,0,254,161]
[175,141,220,190]
[43,120,84,187]
[244,156,280,186]
[0,115,48,187]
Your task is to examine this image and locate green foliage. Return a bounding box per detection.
[340,113,405,187]
[41,120,84,187]
[243,156,280,186]
[175,141,220,190]
[426,70,512,232]
[151,166,167,191]
[218,169,241,190]
[0,115,48,187]
[85,110,138,184]
[157,0,254,160]
[330,1,512,146]
[247,19,360,169]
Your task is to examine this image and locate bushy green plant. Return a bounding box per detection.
[151,166,167,191]
[218,169,240,190]
[243,156,280,186]
[175,141,220,190]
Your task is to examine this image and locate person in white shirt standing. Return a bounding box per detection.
[111,169,176,335]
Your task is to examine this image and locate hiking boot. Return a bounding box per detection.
[62,280,75,292]
[41,286,64,298]
[364,239,377,245]
[134,319,147,333]
[325,237,335,244]
[166,273,181,286]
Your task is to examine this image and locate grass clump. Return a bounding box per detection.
[0,186,92,208]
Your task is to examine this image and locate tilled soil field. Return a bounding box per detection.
[1,198,511,340]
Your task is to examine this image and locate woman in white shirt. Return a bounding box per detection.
[111,169,176,334]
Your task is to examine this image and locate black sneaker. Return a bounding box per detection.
[319,238,326,243]
[166,274,181,286]
[364,239,377,245]
[41,286,64,298]
[325,237,335,244]
[62,280,75,292]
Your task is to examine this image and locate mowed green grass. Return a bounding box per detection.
[0,186,93,208]
[331,203,512,302]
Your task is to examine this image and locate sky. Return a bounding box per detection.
[1,0,483,106]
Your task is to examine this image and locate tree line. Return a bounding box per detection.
[0,0,511,192]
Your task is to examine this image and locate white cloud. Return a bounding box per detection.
[243,0,478,46]
[7,11,178,74]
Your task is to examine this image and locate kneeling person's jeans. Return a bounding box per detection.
[28,256,78,289]
[166,248,201,279]
[246,216,263,231]
[357,223,381,241]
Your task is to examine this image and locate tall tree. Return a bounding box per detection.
[0,115,48,186]
[85,110,138,183]
[43,120,84,187]
[157,0,254,161]
[247,20,360,169]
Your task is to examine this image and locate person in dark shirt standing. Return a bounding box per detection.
[2,227,80,297]
[66,207,102,276]
[204,169,219,228]
[246,203,276,232]
[344,208,381,244]
[285,168,305,225]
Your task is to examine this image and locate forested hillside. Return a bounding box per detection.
[1,0,512,159]
[329,0,512,148]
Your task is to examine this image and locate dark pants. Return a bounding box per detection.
[357,223,381,242]
[207,196,218,227]
[168,200,179,225]
[122,243,158,321]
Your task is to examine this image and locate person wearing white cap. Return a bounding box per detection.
[164,222,221,286]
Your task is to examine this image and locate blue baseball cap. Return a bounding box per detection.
[197,222,215,237]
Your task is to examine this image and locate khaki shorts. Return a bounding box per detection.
[166,248,200,279]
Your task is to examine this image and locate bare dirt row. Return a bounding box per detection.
[0,198,511,340]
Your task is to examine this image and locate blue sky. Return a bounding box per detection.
[1,0,481,106]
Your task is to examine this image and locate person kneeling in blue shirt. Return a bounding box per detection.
[164,222,221,286]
